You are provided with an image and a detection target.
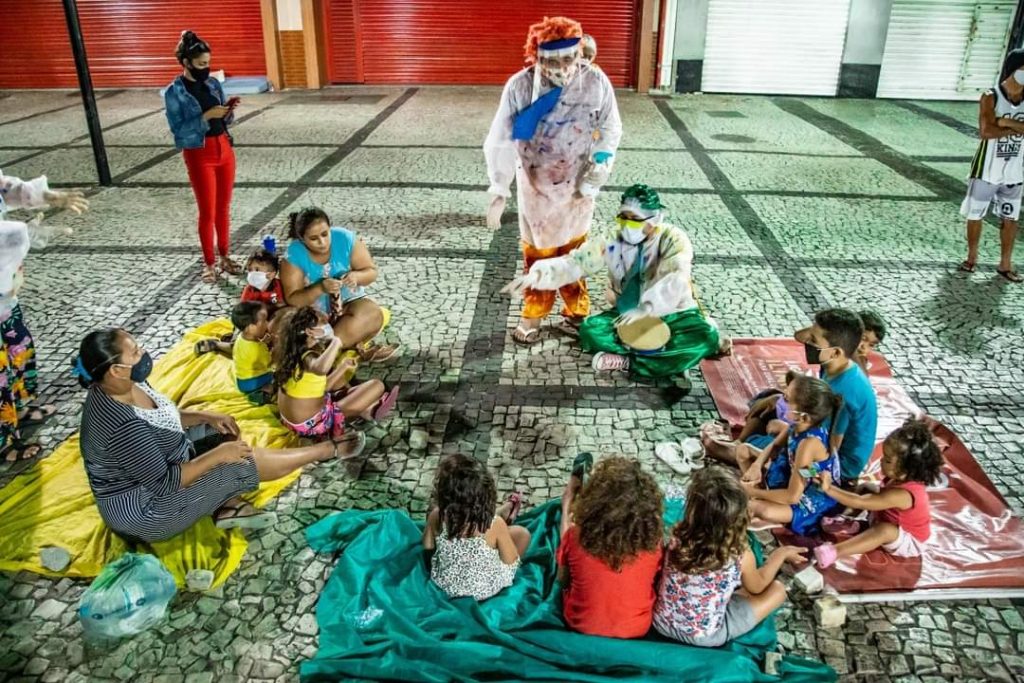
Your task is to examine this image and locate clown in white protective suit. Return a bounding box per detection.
[484,16,622,345]
[0,169,87,460]
[503,184,729,379]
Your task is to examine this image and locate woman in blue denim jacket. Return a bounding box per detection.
[164,30,242,283]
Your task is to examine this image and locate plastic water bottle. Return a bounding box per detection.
[78,553,178,641]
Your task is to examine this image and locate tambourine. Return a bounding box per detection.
[616,317,670,353]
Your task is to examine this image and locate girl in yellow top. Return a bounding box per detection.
[273,306,399,440]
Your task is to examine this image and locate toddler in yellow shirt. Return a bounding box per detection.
[232,301,275,404]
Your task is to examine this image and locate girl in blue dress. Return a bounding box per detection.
[741,374,843,536]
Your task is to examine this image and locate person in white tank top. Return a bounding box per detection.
[959,49,1024,283]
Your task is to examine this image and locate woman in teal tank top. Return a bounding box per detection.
[280,207,400,363]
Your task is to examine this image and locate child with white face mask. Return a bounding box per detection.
[195,242,287,358]
[241,245,286,310]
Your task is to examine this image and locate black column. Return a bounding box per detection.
[1010,1,1024,52]
[62,0,111,186]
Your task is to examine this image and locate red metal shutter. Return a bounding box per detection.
[322,0,363,83]
[324,0,638,87]
[0,0,266,89]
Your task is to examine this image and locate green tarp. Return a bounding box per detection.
[302,499,835,682]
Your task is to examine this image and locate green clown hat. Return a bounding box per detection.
[619,184,667,216]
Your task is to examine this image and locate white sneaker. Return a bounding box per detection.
[592,352,630,372]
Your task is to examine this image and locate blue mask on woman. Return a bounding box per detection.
[119,352,154,383]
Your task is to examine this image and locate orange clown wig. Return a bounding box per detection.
[523,16,584,65]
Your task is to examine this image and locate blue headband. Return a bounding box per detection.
[71,356,93,382]
[539,37,580,51]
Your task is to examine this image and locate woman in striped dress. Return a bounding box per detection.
[75,327,365,543]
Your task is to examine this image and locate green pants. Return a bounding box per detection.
[579,308,720,379]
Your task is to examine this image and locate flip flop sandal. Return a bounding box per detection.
[748,519,783,532]
[371,386,400,422]
[214,503,277,531]
[194,339,219,356]
[996,268,1023,283]
[219,257,243,275]
[361,343,402,364]
[332,430,367,461]
[512,325,541,346]
[654,442,696,476]
[503,492,526,524]
[200,265,218,284]
[700,419,731,441]
[19,403,56,427]
[3,441,42,462]
[571,452,594,481]
[957,260,977,273]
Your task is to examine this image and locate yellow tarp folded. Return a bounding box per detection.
[0,319,302,589]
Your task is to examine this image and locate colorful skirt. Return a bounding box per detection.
[0,304,38,450]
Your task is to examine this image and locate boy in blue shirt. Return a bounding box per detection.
[707,309,878,488]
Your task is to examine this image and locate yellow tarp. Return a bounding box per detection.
[0,319,302,589]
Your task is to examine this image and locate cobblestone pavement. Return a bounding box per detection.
[1,87,1022,683]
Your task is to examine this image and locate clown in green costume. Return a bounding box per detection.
[503,184,729,378]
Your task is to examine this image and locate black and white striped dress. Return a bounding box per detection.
[79,383,259,543]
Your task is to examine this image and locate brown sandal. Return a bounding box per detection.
[200,264,218,284]
[219,256,243,275]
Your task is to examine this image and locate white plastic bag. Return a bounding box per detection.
[78,553,177,641]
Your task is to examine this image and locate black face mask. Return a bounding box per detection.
[804,343,836,366]
[125,351,154,383]
[188,63,210,82]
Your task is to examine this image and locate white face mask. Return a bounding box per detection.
[1014,69,1024,86]
[319,323,334,339]
[620,227,648,245]
[246,270,271,291]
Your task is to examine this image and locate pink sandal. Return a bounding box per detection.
[371,386,400,422]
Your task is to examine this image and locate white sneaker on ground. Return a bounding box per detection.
[592,352,630,372]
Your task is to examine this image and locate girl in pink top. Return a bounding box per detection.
[813,419,943,567]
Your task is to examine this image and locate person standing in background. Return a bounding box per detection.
[164,30,243,284]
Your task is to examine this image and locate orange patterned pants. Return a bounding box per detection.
[520,235,590,320]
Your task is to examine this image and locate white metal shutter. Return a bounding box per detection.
[701,0,851,96]
[877,0,1016,101]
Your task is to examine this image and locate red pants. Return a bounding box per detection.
[183,134,236,266]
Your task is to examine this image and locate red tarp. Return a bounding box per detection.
[699,338,1024,596]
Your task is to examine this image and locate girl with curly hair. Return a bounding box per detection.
[653,467,804,647]
[273,306,398,441]
[814,419,943,568]
[423,454,530,600]
[556,454,664,638]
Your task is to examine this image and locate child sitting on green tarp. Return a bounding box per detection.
[423,454,531,601]
[557,454,665,638]
[653,467,806,647]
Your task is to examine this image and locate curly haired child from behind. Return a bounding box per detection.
[814,418,942,567]
[557,454,665,638]
[423,454,530,601]
[653,467,805,647]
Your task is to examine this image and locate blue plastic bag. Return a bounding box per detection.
[78,553,177,641]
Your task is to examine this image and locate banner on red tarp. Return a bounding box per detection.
[699,338,1024,597]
